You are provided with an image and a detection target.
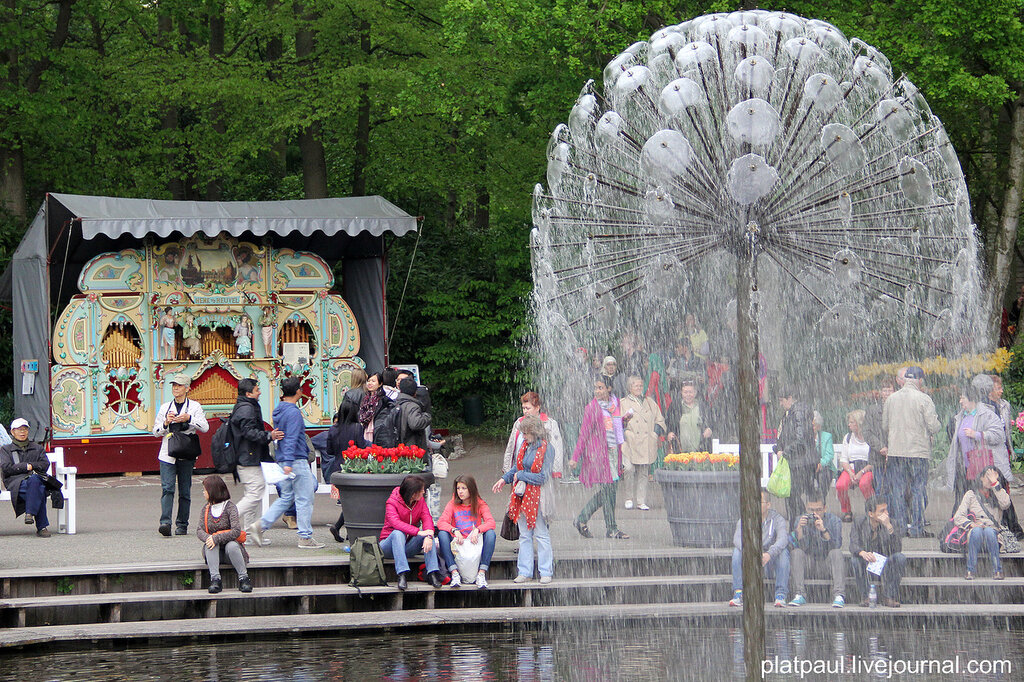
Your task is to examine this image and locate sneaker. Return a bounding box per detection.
[513,575,532,583]
[35,528,51,538]
[297,536,325,549]
[773,598,786,608]
[208,577,222,594]
[624,500,634,510]
[174,527,188,536]
[832,595,845,608]
[476,572,488,589]
[995,571,1005,580]
[238,576,253,593]
[637,504,651,511]
[246,522,264,547]
[539,576,552,585]
[728,592,743,607]
[788,594,806,607]
[881,598,901,608]
[24,514,33,525]
[449,569,462,588]
[158,524,172,537]
[245,536,270,546]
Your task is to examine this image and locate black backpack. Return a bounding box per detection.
[212,408,240,479]
[372,402,402,448]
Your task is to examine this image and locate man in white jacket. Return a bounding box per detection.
[152,374,209,536]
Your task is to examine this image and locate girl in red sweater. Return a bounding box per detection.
[437,475,496,589]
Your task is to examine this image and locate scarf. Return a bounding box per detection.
[508,440,546,529]
[358,390,381,426]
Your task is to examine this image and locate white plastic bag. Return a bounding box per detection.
[432,453,449,479]
[453,536,484,577]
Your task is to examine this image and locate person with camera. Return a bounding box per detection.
[729,488,790,608]
[152,374,209,537]
[954,466,1011,580]
[849,496,906,607]
[787,493,846,608]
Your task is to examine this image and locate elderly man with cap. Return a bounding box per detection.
[882,366,940,538]
[152,374,209,536]
[0,418,53,537]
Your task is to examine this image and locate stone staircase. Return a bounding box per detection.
[1,549,1022,650]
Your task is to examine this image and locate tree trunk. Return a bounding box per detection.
[206,0,226,200]
[158,12,184,199]
[295,5,327,199]
[351,19,371,196]
[0,146,26,220]
[987,87,1024,346]
[265,0,286,172]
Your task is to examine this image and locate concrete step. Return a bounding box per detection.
[3,600,1024,652]
[3,549,1019,597]
[4,569,1024,629]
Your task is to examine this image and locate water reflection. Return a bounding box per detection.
[3,626,1021,681]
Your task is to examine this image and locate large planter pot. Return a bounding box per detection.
[654,469,739,547]
[330,471,435,543]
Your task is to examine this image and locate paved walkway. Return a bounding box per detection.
[0,435,1010,570]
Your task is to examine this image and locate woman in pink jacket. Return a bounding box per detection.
[570,377,630,539]
[379,474,442,590]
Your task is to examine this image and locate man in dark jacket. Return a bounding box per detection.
[849,496,906,607]
[862,377,895,497]
[396,377,432,453]
[231,379,283,533]
[0,418,52,537]
[774,387,815,521]
[787,494,845,607]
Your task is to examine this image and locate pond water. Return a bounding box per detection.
[4,625,1021,681]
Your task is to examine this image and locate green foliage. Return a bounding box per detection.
[178,572,195,588]
[56,577,74,595]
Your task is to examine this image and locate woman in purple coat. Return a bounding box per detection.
[570,377,630,539]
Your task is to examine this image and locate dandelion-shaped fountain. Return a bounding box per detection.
[530,10,983,679]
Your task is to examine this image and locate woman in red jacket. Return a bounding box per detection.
[437,475,496,589]
[379,474,442,590]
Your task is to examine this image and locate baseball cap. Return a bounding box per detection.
[169,374,191,387]
[10,418,29,430]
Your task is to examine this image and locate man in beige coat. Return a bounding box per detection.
[882,366,940,538]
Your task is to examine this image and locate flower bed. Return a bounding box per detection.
[663,451,738,471]
[339,442,426,474]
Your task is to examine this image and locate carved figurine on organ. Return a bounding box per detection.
[50,234,365,441]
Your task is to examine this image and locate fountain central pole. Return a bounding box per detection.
[737,222,765,681]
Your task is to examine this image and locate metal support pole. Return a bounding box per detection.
[737,222,765,681]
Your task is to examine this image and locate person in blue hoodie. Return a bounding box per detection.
[729,488,790,608]
[247,377,324,549]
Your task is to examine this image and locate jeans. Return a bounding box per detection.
[850,552,906,601]
[578,482,618,533]
[274,483,297,518]
[259,459,314,538]
[790,548,846,599]
[160,459,194,530]
[18,476,48,530]
[786,463,816,523]
[886,458,928,534]
[967,527,1001,573]
[235,465,265,529]
[731,547,789,601]
[380,529,440,575]
[438,529,496,573]
[204,541,248,580]
[517,513,554,579]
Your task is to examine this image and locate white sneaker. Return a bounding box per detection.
[246,522,264,547]
[539,576,552,584]
[297,537,325,549]
[637,504,650,511]
[624,500,634,510]
[449,569,462,587]
[476,572,488,589]
[245,536,270,546]
[513,574,532,583]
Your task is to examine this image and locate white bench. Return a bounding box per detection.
[710,439,845,488]
[0,447,77,534]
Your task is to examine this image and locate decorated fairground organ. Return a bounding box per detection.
[50,235,364,447]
